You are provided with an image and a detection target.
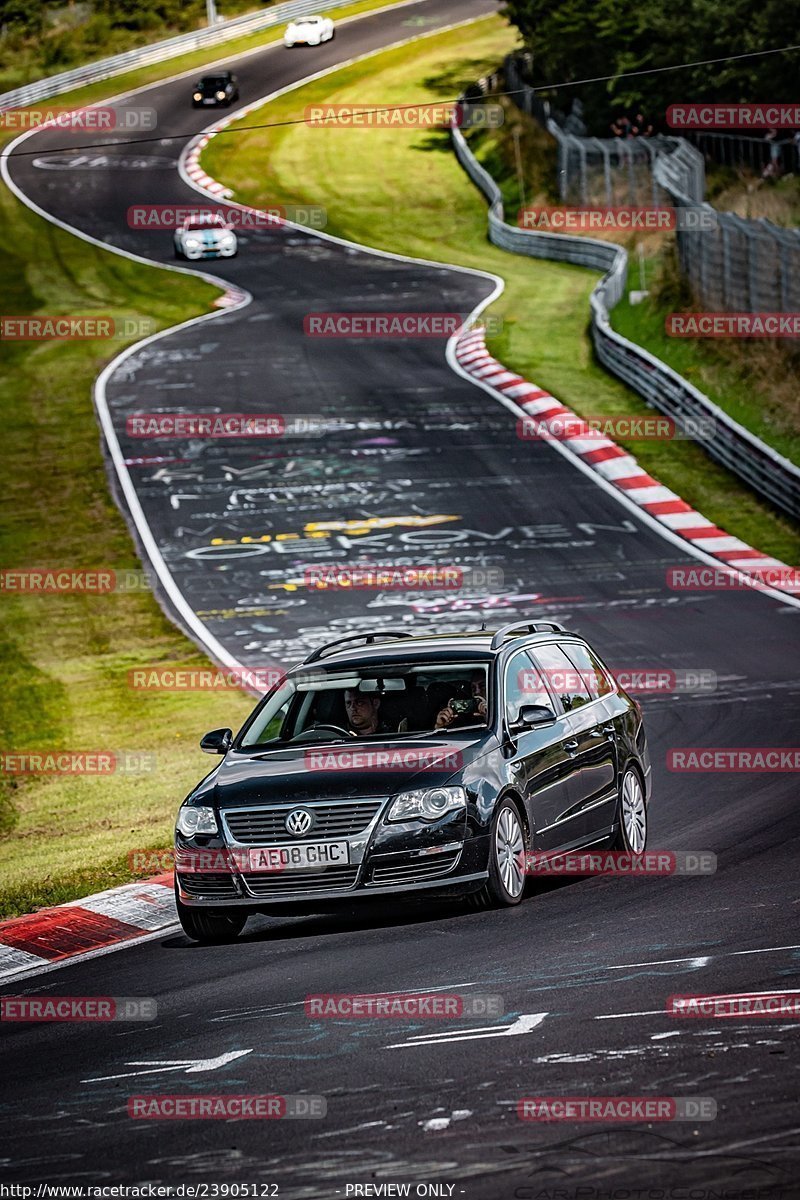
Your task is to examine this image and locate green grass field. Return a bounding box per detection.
[202,14,800,565]
[0,152,257,921]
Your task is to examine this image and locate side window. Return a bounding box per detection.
[561,642,614,699]
[530,643,592,712]
[504,650,553,724]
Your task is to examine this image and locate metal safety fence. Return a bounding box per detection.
[504,54,800,318]
[654,149,800,313]
[0,0,352,109]
[451,95,800,519]
[688,131,800,178]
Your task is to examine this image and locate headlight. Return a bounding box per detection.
[386,786,466,823]
[193,92,202,101]
[216,91,226,101]
[221,231,235,242]
[176,805,218,836]
[184,236,200,248]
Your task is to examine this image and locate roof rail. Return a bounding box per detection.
[489,620,566,650]
[302,630,415,665]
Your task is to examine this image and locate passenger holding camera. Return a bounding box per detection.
[435,672,487,729]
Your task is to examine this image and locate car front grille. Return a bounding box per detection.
[368,852,461,886]
[223,799,383,845]
[178,872,240,899]
[241,865,359,896]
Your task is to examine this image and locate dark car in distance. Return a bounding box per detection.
[192,71,239,107]
[174,623,651,942]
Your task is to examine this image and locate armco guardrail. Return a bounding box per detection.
[0,0,352,109]
[451,105,800,520]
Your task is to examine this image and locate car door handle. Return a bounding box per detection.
[564,739,579,754]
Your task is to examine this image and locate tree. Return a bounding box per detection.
[502,0,800,133]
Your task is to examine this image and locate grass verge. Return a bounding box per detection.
[202,14,800,564]
[0,147,256,919]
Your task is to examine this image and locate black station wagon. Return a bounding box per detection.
[174,623,651,942]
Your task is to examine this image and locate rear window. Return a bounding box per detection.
[529,643,593,712]
[561,642,614,700]
[504,650,552,723]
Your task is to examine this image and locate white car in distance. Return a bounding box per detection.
[174,214,238,260]
[284,14,335,46]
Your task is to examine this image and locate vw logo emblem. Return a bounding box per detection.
[285,807,314,837]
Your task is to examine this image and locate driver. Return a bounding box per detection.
[344,688,393,737]
[435,671,487,729]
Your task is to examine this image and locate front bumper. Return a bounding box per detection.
[175,798,487,909]
[175,868,488,910]
[179,242,233,258]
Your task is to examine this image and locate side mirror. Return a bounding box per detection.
[515,704,556,729]
[200,727,232,754]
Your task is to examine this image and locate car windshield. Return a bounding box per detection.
[200,77,229,89]
[185,216,225,231]
[238,661,491,749]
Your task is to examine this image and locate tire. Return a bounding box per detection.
[176,889,247,944]
[475,797,527,909]
[611,766,647,852]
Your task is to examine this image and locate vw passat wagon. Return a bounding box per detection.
[174,624,651,942]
